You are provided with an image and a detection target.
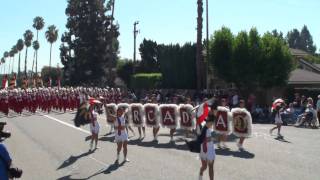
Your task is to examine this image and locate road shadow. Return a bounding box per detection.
[128,138,189,151]
[56,174,87,180]
[85,160,126,179]
[274,136,291,143]
[215,148,255,159]
[98,136,114,142]
[57,150,95,170]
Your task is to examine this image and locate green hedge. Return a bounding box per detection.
[130,73,162,89]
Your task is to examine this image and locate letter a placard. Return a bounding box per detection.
[159,104,178,129]
[214,106,232,135]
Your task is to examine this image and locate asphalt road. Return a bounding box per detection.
[1,110,320,180]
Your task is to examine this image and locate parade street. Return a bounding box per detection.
[1,110,320,180]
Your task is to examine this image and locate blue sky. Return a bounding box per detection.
[0,0,319,72]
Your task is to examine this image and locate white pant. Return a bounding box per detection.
[115,130,128,142]
[90,121,100,134]
[199,142,215,161]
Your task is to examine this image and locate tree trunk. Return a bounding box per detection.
[36,30,39,75]
[18,52,21,79]
[24,47,28,77]
[12,56,15,74]
[8,57,11,75]
[49,43,52,74]
[196,0,204,90]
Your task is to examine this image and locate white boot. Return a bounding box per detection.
[124,156,130,162]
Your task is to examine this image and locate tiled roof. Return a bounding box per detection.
[289,48,309,57]
[288,69,320,84]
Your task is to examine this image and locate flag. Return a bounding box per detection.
[9,74,16,89]
[271,98,284,112]
[74,102,90,127]
[74,98,102,127]
[2,75,8,89]
[196,102,209,125]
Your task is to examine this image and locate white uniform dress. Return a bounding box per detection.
[274,112,283,124]
[90,111,100,134]
[200,128,216,161]
[114,116,129,142]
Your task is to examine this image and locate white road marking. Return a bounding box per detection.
[89,155,109,167]
[41,114,116,169]
[42,114,91,134]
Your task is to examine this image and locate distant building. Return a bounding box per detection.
[288,48,320,90]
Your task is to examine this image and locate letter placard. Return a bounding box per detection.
[179,104,195,129]
[105,103,117,125]
[144,104,159,127]
[231,108,252,138]
[214,106,232,135]
[129,103,145,127]
[159,104,179,129]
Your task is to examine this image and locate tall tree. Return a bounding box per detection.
[23,30,34,76]
[209,27,234,82]
[9,49,14,75]
[0,58,5,74]
[16,39,24,77]
[286,29,301,49]
[209,27,293,91]
[62,0,119,86]
[3,52,9,74]
[10,45,18,74]
[32,40,40,76]
[259,33,293,88]
[300,25,316,54]
[45,25,58,73]
[286,26,317,54]
[139,39,159,73]
[271,29,284,42]
[196,0,204,89]
[33,16,45,74]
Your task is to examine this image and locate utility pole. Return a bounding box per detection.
[206,0,210,89]
[111,0,115,25]
[133,21,139,63]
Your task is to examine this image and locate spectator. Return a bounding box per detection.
[232,92,239,108]
[0,142,12,180]
[316,95,320,121]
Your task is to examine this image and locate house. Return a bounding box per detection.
[288,48,320,89]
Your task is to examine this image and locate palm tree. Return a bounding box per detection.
[32,40,39,76]
[33,16,45,74]
[9,46,18,74]
[16,39,24,78]
[196,0,204,90]
[9,50,14,75]
[23,30,34,76]
[1,58,5,75]
[45,25,59,73]
[3,51,9,74]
